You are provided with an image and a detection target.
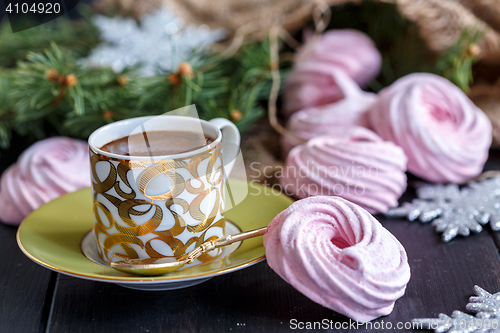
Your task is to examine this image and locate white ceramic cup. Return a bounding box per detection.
[88,115,240,266]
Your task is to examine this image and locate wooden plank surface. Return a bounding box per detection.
[480,150,500,250]
[0,223,55,333]
[0,134,55,333]
[45,214,500,333]
[3,136,500,332]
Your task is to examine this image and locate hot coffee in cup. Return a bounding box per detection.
[100,130,216,156]
[88,116,240,266]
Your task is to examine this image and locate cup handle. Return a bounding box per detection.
[208,118,241,177]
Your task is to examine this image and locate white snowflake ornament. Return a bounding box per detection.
[412,311,491,333]
[83,6,226,76]
[387,177,500,242]
[467,286,500,319]
[413,286,500,333]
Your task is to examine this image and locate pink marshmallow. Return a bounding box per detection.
[281,70,377,157]
[284,29,382,116]
[280,127,407,214]
[263,196,411,322]
[0,137,91,225]
[369,73,492,183]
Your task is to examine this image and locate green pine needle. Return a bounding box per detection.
[0,6,99,68]
[433,29,483,92]
[0,36,283,148]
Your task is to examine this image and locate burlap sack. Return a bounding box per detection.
[93,0,500,63]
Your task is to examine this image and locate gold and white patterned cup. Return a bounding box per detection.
[88,115,240,266]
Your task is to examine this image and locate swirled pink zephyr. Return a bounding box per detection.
[263,196,411,322]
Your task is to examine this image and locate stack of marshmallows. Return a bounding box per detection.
[280,29,491,212]
[0,29,491,323]
[263,29,492,322]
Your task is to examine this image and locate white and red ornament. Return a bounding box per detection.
[264,196,411,322]
[0,137,90,225]
[369,73,492,184]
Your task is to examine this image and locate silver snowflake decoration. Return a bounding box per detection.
[467,286,500,319]
[413,286,500,333]
[82,6,226,76]
[387,177,500,242]
[413,310,500,333]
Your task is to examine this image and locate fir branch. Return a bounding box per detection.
[433,29,483,92]
[135,53,230,114]
[63,70,140,138]
[1,37,285,147]
[202,80,266,133]
[10,43,81,120]
[232,38,290,100]
[0,70,14,149]
[5,42,140,143]
[0,7,99,68]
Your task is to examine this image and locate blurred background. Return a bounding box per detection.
[2,0,500,182]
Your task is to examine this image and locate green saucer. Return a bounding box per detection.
[17,179,292,290]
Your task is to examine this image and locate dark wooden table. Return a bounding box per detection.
[2,140,500,333]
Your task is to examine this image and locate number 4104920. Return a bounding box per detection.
[5,2,61,14]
